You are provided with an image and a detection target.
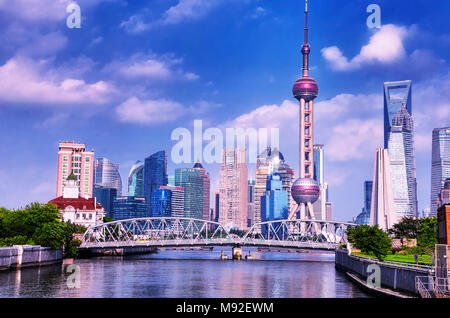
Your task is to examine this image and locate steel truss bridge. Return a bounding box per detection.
[80,217,356,252]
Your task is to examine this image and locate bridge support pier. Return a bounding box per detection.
[232,245,242,260]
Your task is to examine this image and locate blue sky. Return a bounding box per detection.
[0,0,449,222]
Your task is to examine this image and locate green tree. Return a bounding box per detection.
[33,222,66,248]
[103,216,115,223]
[417,217,438,249]
[347,225,392,261]
[388,217,420,245]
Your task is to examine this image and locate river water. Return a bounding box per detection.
[0,247,369,298]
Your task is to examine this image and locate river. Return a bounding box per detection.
[0,247,369,298]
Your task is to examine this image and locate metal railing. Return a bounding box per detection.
[415,276,450,298]
[415,276,433,298]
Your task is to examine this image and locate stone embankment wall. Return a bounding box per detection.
[335,249,432,294]
[0,245,63,271]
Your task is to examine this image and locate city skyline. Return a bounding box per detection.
[1,1,450,223]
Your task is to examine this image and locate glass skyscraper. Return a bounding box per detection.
[254,147,294,227]
[248,180,255,228]
[384,81,418,219]
[430,127,450,216]
[175,168,203,220]
[128,160,144,197]
[384,81,412,148]
[94,157,122,196]
[260,173,289,222]
[112,196,148,220]
[93,185,117,217]
[151,188,172,218]
[355,181,372,225]
[144,151,168,215]
[313,144,328,220]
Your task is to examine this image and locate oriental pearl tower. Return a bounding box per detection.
[289,0,321,221]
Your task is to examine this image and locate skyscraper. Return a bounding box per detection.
[128,160,144,197]
[214,192,220,223]
[355,181,373,225]
[144,151,168,214]
[261,173,289,222]
[384,81,417,219]
[93,185,117,217]
[430,127,450,216]
[254,147,295,226]
[248,180,255,227]
[162,186,185,218]
[112,196,148,220]
[56,141,94,198]
[94,158,122,196]
[370,149,396,230]
[151,188,172,217]
[218,148,248,230]
[312,144,328,220]
[175,168,203,220]
[290,0,321,221]
[193,162,211,221]
[384,81,412,148]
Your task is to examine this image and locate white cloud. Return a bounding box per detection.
[120,15,151,33]
[105,54,199,82]
[0,57,114,105]
[0,0,113,23]
[0,0,69,22]
[321,24,410,71]
[225,99,298,130]
[16,31,68,57]
[162,0,222,25]
[116,97,187,125]
[326,118,383,161]
[250,6,266,19]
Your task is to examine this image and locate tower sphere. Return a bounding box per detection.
[293,77,318,102]
[291,177,320,204]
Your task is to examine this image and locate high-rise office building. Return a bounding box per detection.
[325,202,332,221]
[430,127,450,216]
[384,81,418,219]
[370,149,396,230]
[151,188,172,217]
[254,147,294,227]
[261,173,289,222]
[144,151,168,214]
[312,144,328,220]
[218,148,248,230]
[151,186,185,218]
[193,162,211,221]
[164,186,185,218]
[128,160,144,197]
[93,185,117,217]
[56,141,94,198]
[175,168,203,220]
[248,180,255,228]
[355,181,373,225]
[384,81,412,148]
[112,196,148,220]
[437,179,450,209]
[214,192,220,223]
[94,158,122,196]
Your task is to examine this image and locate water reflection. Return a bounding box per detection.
[0,248,369,298]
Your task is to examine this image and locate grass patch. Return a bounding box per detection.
[352,252,432,265]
